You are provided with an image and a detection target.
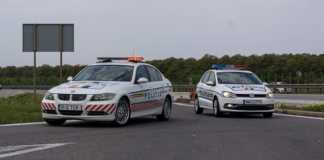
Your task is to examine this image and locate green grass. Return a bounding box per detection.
[278,103,324,113]
[0,93,43,124]
[303,104,324,112]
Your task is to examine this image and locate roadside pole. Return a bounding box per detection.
[59,24,63,82]
[33,24,37,101]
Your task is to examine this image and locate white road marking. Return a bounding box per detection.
[0,143,72,159]
[274,113,324,121]
[174,103,193,108]
[0,122,45,127]
[174,102,324,121]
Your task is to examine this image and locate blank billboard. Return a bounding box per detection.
[23,24,74,52]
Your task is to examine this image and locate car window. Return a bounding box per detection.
[201,71,210,83]
[73,65,134,82]
[217,72,262,84]
[146,66,163,81]
[135,65,150,82]
[208,72,216,83]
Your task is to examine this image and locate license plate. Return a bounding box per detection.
[243,100,262,105]
[58,104,82,111]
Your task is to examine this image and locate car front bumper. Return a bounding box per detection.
[42,113,116,121]
[219,97,275,113]
[41,100,117,121]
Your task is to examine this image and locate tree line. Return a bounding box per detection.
[1,53,324,85]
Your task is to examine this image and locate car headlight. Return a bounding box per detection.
[44,93,55,100]
[222,91,236,98]
[267,92,274,98]
[91,93,116,101]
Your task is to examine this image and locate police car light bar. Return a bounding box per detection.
[128,56,144,62]
[211,64,246,70]
[97,56,144,63]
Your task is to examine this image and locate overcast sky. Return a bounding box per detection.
[0,0,323,66]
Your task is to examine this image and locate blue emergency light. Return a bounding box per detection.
[211,64,246,70]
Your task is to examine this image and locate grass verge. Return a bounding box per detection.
[0,93,42,124]
[278,103,324,113]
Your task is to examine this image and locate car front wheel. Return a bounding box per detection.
[114,98,131,126]
[194,97,203,114]
[213,98,222,117]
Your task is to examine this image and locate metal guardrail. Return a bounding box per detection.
[267,84,324,94]
[2,84,324,94]
[173,84,324,94]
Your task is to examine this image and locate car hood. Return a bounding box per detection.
[221,84,270,94]
[49,81,130,94]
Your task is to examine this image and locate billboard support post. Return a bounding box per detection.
[32,24,37,100]
[59,24,63,82]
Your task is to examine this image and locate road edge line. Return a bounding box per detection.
[174,102,324,121]
[0,122,45,127]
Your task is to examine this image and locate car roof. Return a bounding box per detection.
[89,62,149,67]
[211,69,253,73]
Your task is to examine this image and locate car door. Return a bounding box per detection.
[204,71,217,108]
[197,71,212,108]
[145,65,165,113]
[131,65,152,115]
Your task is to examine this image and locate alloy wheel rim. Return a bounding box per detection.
[213,99,218,115]
[164,100,171,118]
[116,102,129,124]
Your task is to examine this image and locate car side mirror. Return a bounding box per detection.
[67,76,73,81]
[206,81,216,86]
[136,77,149,84]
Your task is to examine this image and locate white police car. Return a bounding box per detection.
[194,64,275,118]
[41,56,173,126]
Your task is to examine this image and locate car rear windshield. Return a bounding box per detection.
[217,72,262,85]
[73,65,134,82]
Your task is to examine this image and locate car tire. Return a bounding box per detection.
[113,97,131,126]
[213,98,222,117]
[194,97,203,114]
[157,97,172,121]
[263,112,273,118]
[44,119,66,126]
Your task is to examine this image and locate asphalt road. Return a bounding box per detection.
[1,104,324,160]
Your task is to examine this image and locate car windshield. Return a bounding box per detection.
[217,72,262,84]
[73,65,134,82]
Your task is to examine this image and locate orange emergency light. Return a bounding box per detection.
[128,56,144,62]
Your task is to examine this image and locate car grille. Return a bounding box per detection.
[58,94,70,101]
[236,94,267,98]
[72,94,87,101]
[58,94,87,101]
[59,110,83,115]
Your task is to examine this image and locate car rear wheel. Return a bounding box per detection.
[263,112,273,118]
[194,97,203,114]
[44,119,66,126]
[114,98,131,126]
[157,97,172,121]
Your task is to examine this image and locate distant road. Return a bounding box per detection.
[0,89,47,97]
